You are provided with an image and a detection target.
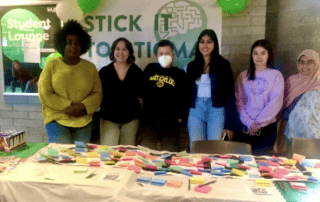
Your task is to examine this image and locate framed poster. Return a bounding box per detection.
[0,1,61,98]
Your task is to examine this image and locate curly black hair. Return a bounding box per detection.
[109,37,135,63]
[54,20,92,57]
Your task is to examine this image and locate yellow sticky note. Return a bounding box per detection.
[66,149,76,156]
[113,152,124,157]
[231,168,245,177]
[190,177,204,184]
[255,179,270,186]
[104,161,116,165]
[98,145,108,150]
[87,152,99,158]
[284,159,297,166]
[76,156,88,164]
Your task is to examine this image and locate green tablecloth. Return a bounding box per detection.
[274,181,320,202]
[0,143,48,159]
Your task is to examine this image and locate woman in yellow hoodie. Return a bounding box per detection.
[38,20,102,143]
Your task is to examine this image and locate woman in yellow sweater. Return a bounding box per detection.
[38,20,102,143]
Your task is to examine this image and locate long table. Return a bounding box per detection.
[0,143,317,202]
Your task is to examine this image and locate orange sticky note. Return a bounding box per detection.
[147,155,158,160]
[292,153,306,163]
[76,156,88,164]
[125,151,136,156]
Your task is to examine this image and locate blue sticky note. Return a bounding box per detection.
[268,158,280,163]
[258,162,270,167]
[212,167,224,171]
[301,159,315,168]
[249,174,260,179]
[240,156,252,161]
[100,152,110,158]
[75,141,86,148]
[152,160,163,163]
[221,169,232,174]
[154,171,166,175]
[136,176,152,183]
[181,170,193,177]
[151,178,167,186]
[74,147,86,153]
[308,176,319,182]
[161,154,171,159]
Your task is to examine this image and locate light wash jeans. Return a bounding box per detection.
[188,98,225,152]
[46,121,93,143]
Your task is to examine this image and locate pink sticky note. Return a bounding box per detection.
[122,158,133,161]
[258,166,272,173]
[194,185,212,194]
[238,165,251,170]
[314,164,320,168]
[220,155,232,159]
[267,160,280,167]
[271,173,284,179]
[128,165,141,173]
[274,168,290,175]
[190,169,202,175]
[146,165,158,170]
[179,159,189,164]
[201,156,212,162]
[165,160,177,165]
[195,164,205,168]
[137,151,147,158]
[215,162,227,167]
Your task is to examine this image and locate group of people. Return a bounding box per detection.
[38,20,320,156]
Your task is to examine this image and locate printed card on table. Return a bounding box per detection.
[100,172,124,181]
[245,186,273,195]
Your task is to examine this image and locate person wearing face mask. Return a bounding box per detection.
[38,20,102,143]
[276,50,320,155]
[234,39,284,156]
[186,29,235,152]
[99,38,143,146]
[138,40,187,152]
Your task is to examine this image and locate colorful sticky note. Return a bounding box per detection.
[76,156,88,164]
[150,178,167,186]
[255,179,271,186]
[136,176,152,183]
[125,151,136,156]
[104,161,116,165]
[97,145,108,150]
[231,168,245,176]
[194,185,212,194]
[190,177,204,184]
[88,152,99,158]
[301,159,315,168]
[284,159,297,166]
[292,153,306,163]
[166,180,183,188]
[75,141,86,148]
[128,165,141,173]
[74,148,86,153]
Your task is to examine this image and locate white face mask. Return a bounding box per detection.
[158,55,172,68]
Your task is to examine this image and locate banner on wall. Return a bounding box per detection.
[81,0,222,70]
[0,4,60,93]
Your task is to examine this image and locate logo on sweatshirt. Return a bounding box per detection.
[154,0,207,68]
[149,74,175,88]
[251,77,268,95]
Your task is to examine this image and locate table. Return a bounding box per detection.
[0,143,317,202]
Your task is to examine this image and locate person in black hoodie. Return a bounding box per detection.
[139,40,187,152]
[186,29,235,152]
[99,37,143,146]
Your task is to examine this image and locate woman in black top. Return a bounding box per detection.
[99,37,142,146]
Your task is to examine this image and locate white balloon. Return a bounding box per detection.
[56,0,83,22]
[158,55,173,68]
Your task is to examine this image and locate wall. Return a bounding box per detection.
[267,0,320,79]
[0,0,267,143]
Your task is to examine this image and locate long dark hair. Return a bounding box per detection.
[193,29,220,79]
[109,37,135,63]
[247,39,273,80]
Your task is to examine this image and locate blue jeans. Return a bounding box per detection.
[46,121,93,143]
[188,98,225,152]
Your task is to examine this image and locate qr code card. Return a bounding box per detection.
[100,172,123,181]
[245,186,273,195]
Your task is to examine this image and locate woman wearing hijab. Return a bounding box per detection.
[277,49,320,155]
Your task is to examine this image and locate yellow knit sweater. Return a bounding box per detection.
[38,57,102,127]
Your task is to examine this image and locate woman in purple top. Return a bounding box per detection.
[235,39,284,155]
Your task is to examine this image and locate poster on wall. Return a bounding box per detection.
[80,0,222,71]
[0,4,60,94]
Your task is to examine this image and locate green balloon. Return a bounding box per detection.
[77,0,100,14]
[219,0,247,14]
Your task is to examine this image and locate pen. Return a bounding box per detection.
[199,180,217,187]
[188,179,190,190]
[280,181,287,193]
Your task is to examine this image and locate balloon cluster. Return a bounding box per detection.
[219,0,247,14]
[56,0,100,22]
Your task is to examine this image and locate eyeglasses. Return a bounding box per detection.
[298,60,315,66]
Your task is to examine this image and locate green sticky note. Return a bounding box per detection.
[138,145,148,152]
[176,151,188,157]
[138,155,148,163]
[105,148,116,152]
[229,163,238,168]
[47,148,59,156]
[228,159,239,164]
[170,166,181,172]
[249,164,258,168]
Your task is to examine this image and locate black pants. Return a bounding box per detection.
[138,118,180,152]
[234,122,277,156]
